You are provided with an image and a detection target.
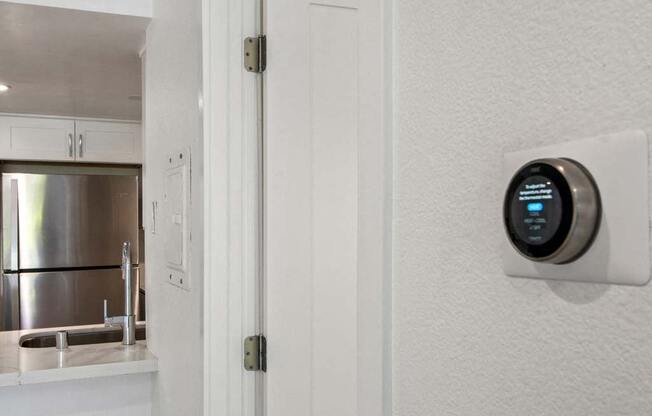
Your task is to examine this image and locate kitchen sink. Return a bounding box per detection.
[19,324,146,348]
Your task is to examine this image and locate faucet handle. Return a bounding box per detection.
[103,299,121,326]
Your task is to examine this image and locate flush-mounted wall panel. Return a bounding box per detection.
[502,130,650,285]
[163,147,190,290]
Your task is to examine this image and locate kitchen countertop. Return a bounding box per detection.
[0,323,157,387]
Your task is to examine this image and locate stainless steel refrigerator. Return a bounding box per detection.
[0,171,142,331]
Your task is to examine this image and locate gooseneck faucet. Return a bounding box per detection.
[103,241,136,345]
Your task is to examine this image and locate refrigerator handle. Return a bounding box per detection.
[7,179,18,271]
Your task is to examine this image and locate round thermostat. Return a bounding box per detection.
[503,158,601,264]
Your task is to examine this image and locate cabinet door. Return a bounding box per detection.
[0,116,75,161]
[75,120,142,164]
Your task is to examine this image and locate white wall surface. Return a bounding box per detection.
[394,1,652,415]
[0,374,152,415]
[144,0,203,414]
[3,0,152,17]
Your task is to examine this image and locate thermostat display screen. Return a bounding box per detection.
[509,175,562,246]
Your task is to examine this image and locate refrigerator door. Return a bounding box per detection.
[19,268,141,329]
[2,173,140,270]
[0,274,18,331]
[2,178,19,272]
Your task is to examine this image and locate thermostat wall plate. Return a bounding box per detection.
[502,130,650,286]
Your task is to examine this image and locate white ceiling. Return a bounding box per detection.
[0,2,149,120]
[3,0,152,17]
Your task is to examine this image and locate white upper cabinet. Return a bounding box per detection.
[0,115,141,164]
[0,116,75,162]
[75,120,142,164]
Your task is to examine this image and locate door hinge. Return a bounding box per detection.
[244,335,267,372]
[244,35,267,73]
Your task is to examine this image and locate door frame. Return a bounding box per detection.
[202,0,395,414]
[202,0,259,414]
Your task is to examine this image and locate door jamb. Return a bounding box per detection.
[202,0,259,414]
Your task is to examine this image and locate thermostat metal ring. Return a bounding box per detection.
[503,158,601,264]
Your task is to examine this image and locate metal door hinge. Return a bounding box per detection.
[244,335,267,372]
[244,36,267,73]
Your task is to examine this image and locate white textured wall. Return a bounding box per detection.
[144,0,203,414]
[394,1,652,415]
[0,374,152,415]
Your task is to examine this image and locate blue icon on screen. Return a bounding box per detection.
[527,202,544,212]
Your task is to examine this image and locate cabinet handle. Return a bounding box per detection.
[68,133,73,157]
[78,134,83,158]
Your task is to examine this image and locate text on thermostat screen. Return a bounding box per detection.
[509,175,563,245]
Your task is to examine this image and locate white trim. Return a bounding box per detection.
[203,0,259,415]
[383,0,395,414]
[0,112,140,124]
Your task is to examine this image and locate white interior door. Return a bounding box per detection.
[265,0,389,415]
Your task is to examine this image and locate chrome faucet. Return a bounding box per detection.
[103,241,136,345]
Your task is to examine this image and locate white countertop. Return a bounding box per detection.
[0,323,157,387]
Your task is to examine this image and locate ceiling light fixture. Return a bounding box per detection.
[0,84,11,92]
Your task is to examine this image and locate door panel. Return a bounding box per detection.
[4,173,139,269]
[0,116,75,162]
[76,120,142,164]
[19,268,140,329]
[266,0,386,415]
